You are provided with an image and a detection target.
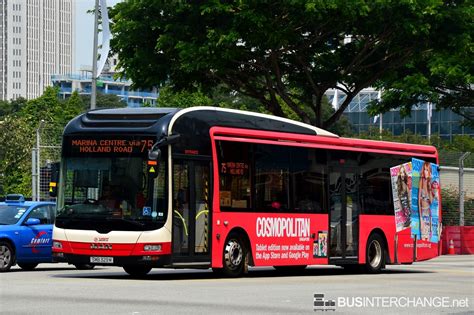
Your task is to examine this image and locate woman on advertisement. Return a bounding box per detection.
[418,162,433,240]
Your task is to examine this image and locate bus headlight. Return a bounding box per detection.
[53,241,63,249]
[144,244,162,252]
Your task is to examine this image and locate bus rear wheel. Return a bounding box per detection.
[123,265,152,277]
[221,233,246,277]
[365,233,385,273]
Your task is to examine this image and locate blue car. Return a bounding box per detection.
[0,194,55,272]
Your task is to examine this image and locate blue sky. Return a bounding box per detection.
[75,0,122,72]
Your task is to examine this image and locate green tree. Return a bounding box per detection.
[0,97,27,117]
[0,116,33,195]
[368,1,473,126]
[0,88,87,197]
[110,0,470,129]
[80,92,127,109]
[155,86,213,108]
[156,83,352,135]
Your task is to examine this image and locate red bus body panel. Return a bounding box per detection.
[209,127,440,268]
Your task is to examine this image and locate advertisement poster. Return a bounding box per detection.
[318,231,328,257]
[312,231,328,258]
[411,158,440,242]
[390,162,412,232]
[430,163,440,243]
[411,158,423,240]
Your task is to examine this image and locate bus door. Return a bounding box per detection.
[329,159,360,263]
[172,159,212,262]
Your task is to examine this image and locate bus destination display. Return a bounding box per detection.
[65,136,155,156]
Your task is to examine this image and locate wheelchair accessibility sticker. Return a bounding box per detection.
[142,207,151,216]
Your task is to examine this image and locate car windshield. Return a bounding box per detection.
[0,205,28,225]
[55,155,167,231]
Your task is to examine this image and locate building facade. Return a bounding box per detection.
[52,71,158,108]
[0,0,74,101]
[328,88,474,141]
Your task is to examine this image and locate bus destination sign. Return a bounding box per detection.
[65,136,155,156]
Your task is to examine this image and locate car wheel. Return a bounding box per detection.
[0,241,14,272]
[221,233,247,277]
[365,233,385,273]
[123,265,152,277]
[74,264,95,270]
[18,263,38,271]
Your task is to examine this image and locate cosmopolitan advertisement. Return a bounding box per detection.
[249,215,328,265]
[390,162,412,232]
[392,158,440,243]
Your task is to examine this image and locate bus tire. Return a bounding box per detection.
[222,233,246,277]
[365,233,385,273]
[123,265,152,277]
[0,241,14,272]
[18,263,38,271]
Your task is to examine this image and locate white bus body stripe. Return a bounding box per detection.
[167,106,338,138]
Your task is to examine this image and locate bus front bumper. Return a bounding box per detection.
[52,252,171,267]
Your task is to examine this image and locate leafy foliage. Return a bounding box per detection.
[441,187,474,226]
[358,126,474,153]
[368,0,473,126]
[110,0,470,129]
[0,88,126,197]
[80,92,127,109]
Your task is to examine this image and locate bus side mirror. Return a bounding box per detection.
[148,134,181,161]
[148,147,161,161]
[49,162,60,197]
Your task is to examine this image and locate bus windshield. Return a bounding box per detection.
[55,136,167,232]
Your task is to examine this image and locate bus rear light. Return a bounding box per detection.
[53,241,63,249]
[144,244,162,252]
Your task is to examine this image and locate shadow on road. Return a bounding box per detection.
[7,266,110,273]
[50,265,434,281]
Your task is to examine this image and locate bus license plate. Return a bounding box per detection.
[90,256,114,264]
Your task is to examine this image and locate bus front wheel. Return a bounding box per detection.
[221,233,247,277]
[123,265,152,277]
[365,233,385,273]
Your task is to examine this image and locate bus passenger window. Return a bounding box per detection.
[216,141,251,211]
[254,145,290,212]
[290,147,327,214]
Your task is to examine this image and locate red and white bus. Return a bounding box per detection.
[52,107,441,276]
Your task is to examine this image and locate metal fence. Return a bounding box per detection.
[439,150,474,168]
[439,152,473,226]
[32,126,61,201]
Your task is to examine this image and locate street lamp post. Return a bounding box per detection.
[91,0,99,110]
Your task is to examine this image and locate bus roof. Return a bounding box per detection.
[63,106,338,137]
[62,106,437,158]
